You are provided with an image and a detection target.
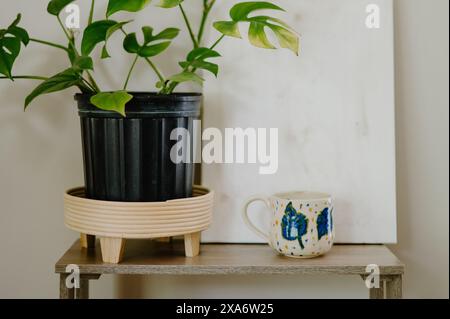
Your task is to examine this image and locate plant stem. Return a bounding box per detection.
[179,4,199,48]
[119,27,166,92]
[29,38,68,51]
[0,75,48,80]
[57,15,100,92]
[210,34,225,50]
[144,58,166,86]
[123,55,139,90]
[68,40,100,92]
[80,77,97,92]
[198,0,216,45]
[57,15,71,41]
[164,34,225,94]
[197,4,209,44]
[86,72,100,92]
[88,0,95,25]
[51,14,100,94]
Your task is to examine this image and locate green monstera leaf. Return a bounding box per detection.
[213,21,242,38]
[107,0,151,17]
[90,91,133,117]
[157,0,184,8]
[167,71,203,85]
[47,0,76,16]
[24,68,82,109]
[123,26,179,57]
[72,56,94,71]
[81,20,117,56]
[81,20,132,58]
[0,14,29,79]
[102,20,132,58]
[179,47,221,77]
[213,1,299,55]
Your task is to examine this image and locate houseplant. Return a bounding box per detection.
[0,0,299,202]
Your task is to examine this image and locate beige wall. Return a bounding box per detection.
[0,0,448,298]
[389,0,449,298]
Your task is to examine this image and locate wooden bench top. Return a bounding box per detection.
[55,240,404,276]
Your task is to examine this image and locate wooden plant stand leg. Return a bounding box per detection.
[100,237,126,264]
[80,233,96,249]
[184,232,201,257]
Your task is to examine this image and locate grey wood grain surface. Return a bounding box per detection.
[55,240,404,276]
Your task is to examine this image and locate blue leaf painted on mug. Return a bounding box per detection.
[281,202,298,240]
[296,213,308,249]
[281,202,308,249]
[317,207,331,240]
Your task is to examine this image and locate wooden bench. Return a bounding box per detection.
[55,239,404,299]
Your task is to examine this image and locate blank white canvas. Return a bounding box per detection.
[201,0,396,243]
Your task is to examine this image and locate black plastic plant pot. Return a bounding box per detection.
[75,92,201,202]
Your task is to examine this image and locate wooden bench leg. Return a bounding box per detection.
[362,274,386,299]
[100,237,126,264]
[184,232,201,257]
[59,273,100,299]
[80,233,96,249]
[59,273,74,299]
[369,284,385,299]
[74,278,90,299]
[385,275,402,299]
[365,275,403,299]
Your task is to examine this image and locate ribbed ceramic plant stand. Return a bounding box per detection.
[64,186,214,264]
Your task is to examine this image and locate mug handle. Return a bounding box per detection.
[242,196,271,243]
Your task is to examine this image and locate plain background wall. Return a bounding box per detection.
[0,0,448,298]
[389,0,449,298]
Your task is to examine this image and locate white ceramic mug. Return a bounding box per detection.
[243,192,335,258]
